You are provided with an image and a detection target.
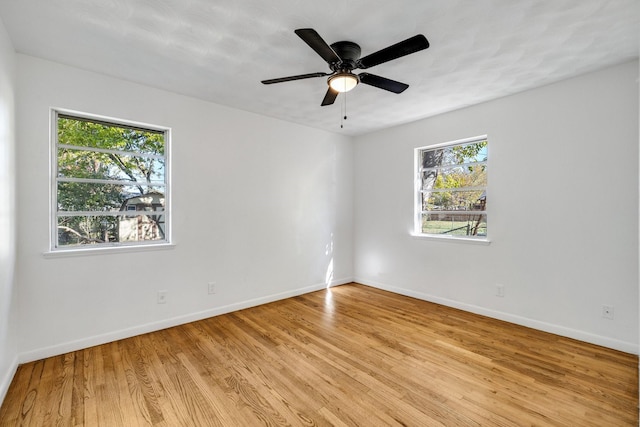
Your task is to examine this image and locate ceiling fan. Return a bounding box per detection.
[261,28,430,106]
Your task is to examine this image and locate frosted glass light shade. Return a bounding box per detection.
[328,73,358,92]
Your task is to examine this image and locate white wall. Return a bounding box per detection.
[354,61,639,353]
[16,55,353,361]
[0,17,18,403]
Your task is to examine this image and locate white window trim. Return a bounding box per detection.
[413,135,490,244]
[44,243,176,258]
[48,108,172,255]
[410,233,491,245]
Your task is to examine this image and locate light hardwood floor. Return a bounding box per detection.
[1,283,637,426]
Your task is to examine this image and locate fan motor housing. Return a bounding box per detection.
[330,41,361,70]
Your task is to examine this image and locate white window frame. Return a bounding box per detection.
[49,109,172,254]
[413,135,489,244]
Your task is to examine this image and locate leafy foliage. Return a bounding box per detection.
[56,116,165,246]
[451,140,487,166]
[430,165,486,210]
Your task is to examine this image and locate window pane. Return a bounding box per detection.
[118,212,166,243]
[435,165,486,189]
[57,182,165,212]
[421,140,487,169]
[58,148,165,182]
[58,116,165,156]
[422,190,486,211]
[420,170,438,191]
[421,148,445,168]
[421,165,487,192]
[57,214,165,247]
[422,213,487,237]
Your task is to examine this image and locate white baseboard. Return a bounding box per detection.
[0,355,19,407]
[355,278,639,355]
[20,277,353,363]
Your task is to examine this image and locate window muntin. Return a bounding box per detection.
[415,136,488,240]
[51,110,170,250]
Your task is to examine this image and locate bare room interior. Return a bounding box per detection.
[0,1,638,425]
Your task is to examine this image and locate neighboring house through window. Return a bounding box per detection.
[415,136,488,240]
[51,109,170,250]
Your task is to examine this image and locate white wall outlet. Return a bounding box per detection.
[496,284,505,297]
[157,290,168,304]
[208,282,216,294]
[602,305,614,320]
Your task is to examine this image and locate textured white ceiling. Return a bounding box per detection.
[0,0,638,135]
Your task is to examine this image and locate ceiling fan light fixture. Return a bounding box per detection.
[328,72,359,93]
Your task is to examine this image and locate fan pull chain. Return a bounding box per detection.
[341,91,348,129]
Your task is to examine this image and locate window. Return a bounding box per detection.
[51,110,170,251]
[415,136,488,240]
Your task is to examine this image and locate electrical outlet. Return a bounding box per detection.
[496,284,505,297]
[157,290,168,304]
[208,282,216,294]
[602,305,614,320]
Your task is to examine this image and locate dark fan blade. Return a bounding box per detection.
[261,72,329,85]
[359,73,409,93]
[295,28,341,64]
[321,87,339,106]
[357,35,429,69]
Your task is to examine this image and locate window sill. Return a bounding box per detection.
[410,233,491,245]
[44,243,176,258]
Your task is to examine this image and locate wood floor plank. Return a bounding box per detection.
[30,356,58,425]
[70,350,84,426]
[80,347,98,426]
[53,352,75,425]
[116,338,158,426]
[0,361,38,425]
[1,283,637,426]
[95,342,130,426]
